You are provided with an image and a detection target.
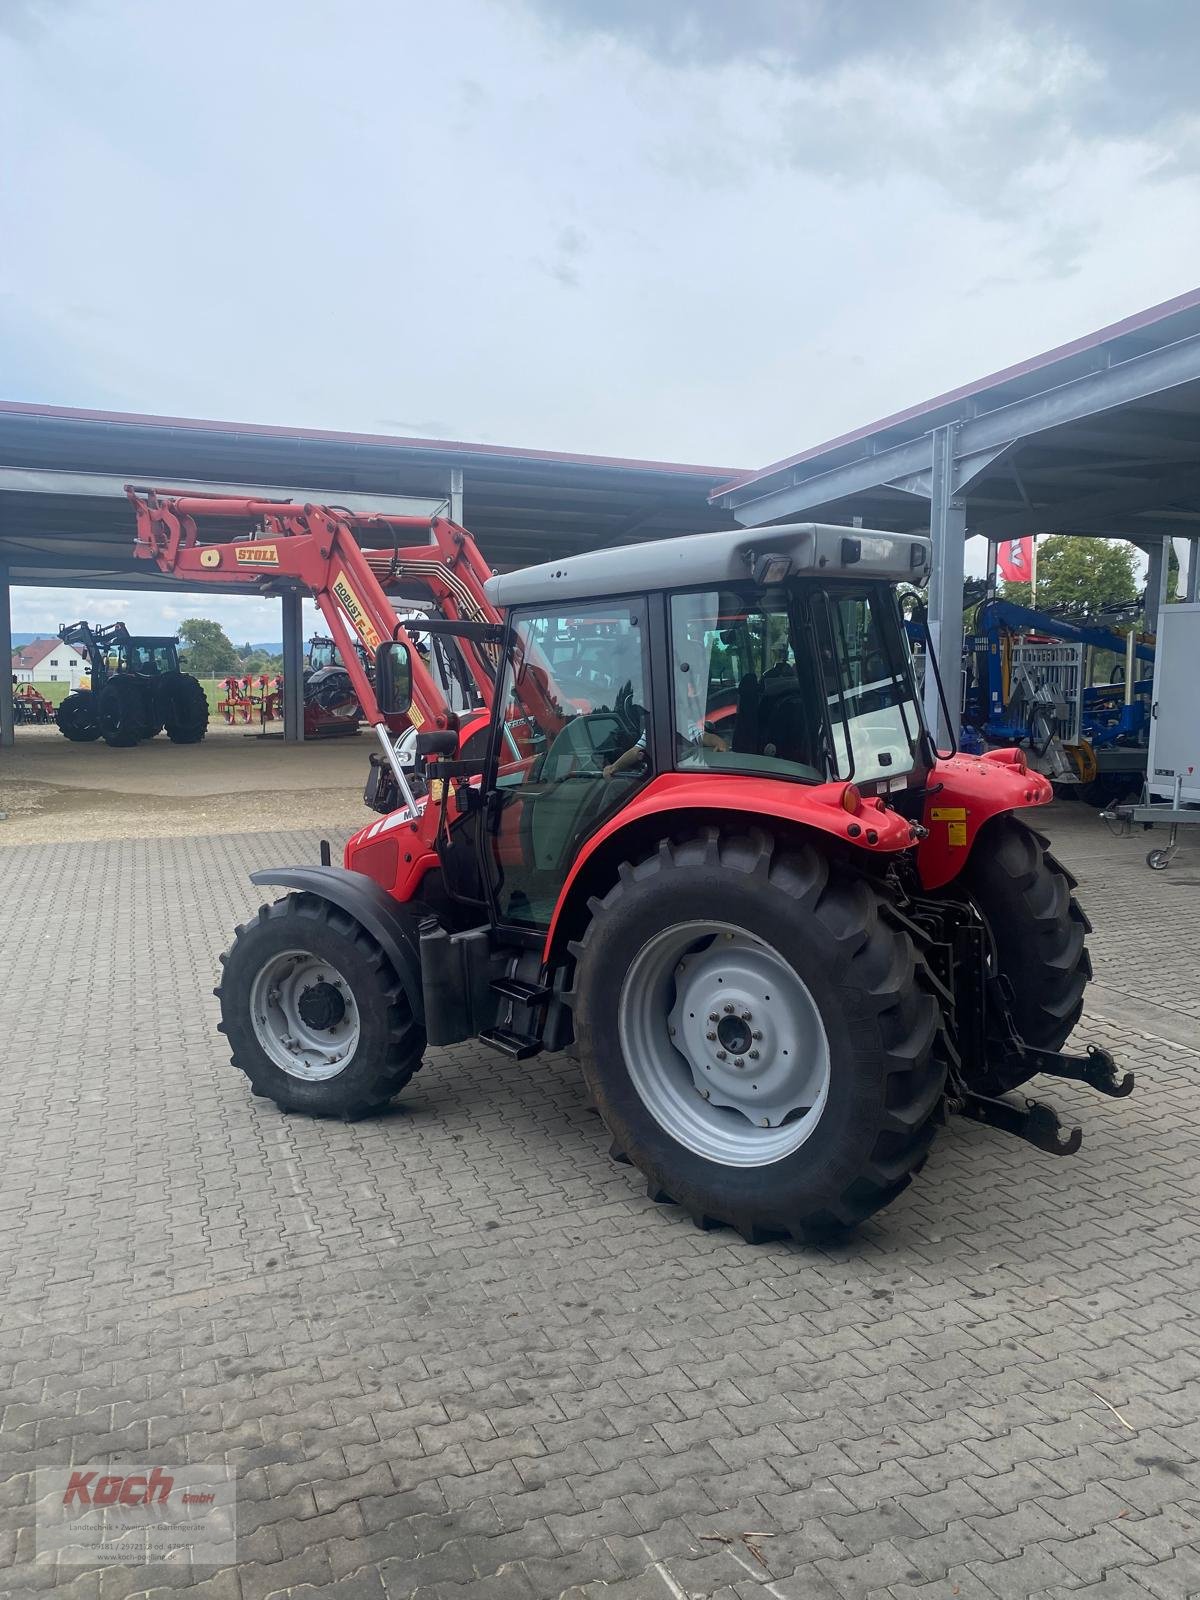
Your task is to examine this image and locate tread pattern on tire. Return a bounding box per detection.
[56,692,101,742]
[216,893,424,1118]
[574,826,948,1241]
[97,675,149,746]
[158,671,209,744]
[963,816,1092,1063]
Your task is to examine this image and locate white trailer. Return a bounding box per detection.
[1113,602,1200,867]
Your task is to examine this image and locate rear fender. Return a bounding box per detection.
[249,865,424,1024]
[916,750,1053,891]
[541,771,920,965]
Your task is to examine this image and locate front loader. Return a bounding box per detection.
[132,490,1132,1241]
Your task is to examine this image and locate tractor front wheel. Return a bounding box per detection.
[571,828,945,1241]
[158,671,209,743]
[216,892,425,1117]
[56,692,101,742]
[97,675,150,746]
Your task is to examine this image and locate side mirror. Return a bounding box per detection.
[376,640,413,715]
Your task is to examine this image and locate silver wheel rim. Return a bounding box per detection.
[249,949,361,1081]
[618,921,830,1167]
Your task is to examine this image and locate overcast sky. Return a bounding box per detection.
[3,0,1198,637]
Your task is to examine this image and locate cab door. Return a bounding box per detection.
[482,600,651,931]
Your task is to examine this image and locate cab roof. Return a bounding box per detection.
[484,521,931,610]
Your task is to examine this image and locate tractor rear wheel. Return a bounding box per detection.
[56,692,101,742]
[571,827,946,1241]
[97,675,150,746]
[958,815,1092,1094]
[216,892,425,1117]
[158,671,209,743]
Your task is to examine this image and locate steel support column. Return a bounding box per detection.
[449,467,464,527]
[281,590,304,743]
[1188,537,1200,604]
[1145,536,1171,634]
[0,566,13,749]
[923,425,966,745]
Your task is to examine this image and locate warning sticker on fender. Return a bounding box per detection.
[930,806,968,847]
[332,571,383,651]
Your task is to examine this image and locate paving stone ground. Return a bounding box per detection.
[1,805,1198,1600]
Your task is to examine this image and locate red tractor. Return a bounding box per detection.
[131,489,1131,1241]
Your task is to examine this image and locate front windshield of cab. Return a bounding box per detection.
[669,585,923,785]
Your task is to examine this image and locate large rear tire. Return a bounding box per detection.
[56,692,101,742]
[571,827,946,1241]
[97,675,151,746]
[958,815,1092,1094]
[216,893,425,1117]
[157,671,209,744]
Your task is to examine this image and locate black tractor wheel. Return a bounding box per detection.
[958,815,1092,1095]
[56,692,101,742]
[216,893,425,1117]
[570,827,946,1241]
[157,671,209,744]
[97,674,151,746]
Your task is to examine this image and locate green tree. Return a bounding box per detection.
[178,617,238,676]
[1001,536,1137,618]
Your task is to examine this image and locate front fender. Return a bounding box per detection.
[916,751,1052,890]
[249,865,424,1024]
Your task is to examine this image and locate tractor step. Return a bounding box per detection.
[490,976,554,1006]
[478,1027,544,1060]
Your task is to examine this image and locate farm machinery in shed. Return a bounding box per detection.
[130,485,1131,1241]
[54,621,208,747]
[962,598,1155,806]
[11,681,55,725]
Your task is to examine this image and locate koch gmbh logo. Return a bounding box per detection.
[35,1464,236,1566]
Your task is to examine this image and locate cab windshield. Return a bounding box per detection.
[669,584,924,784]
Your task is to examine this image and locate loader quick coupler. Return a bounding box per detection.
[960,1092,1084,1156]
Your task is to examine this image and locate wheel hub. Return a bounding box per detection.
[715,1013,752,1057]
[297,980,347,1031]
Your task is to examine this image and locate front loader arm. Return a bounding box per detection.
[128,489,459,734]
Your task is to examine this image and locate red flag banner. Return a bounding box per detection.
[997,538,1034,582]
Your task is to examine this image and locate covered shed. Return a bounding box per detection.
[0,402,737,745]
[711,287,1200,738]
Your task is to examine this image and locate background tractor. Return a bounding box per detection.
[55,621,208,747]
[131,490,1130,1242]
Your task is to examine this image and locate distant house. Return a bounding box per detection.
[11,638,90,688]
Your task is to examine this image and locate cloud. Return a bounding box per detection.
[0,0,87,43]
[541,224,588,289]
[517,0,1200,201]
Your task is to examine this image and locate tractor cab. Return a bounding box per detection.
[375,522,935,929]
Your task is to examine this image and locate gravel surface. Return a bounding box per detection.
[0,722,371,845]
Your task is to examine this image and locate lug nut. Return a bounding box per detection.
[752,1031,763,1041]
[716,1050,727,1061]
[706,1031,717,1041]
[723,1003,736,1014]
[734,1057,745,1068]
[708,1012,719,1022]
[748,1050,760,1061]
[741,1009,752,1021]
